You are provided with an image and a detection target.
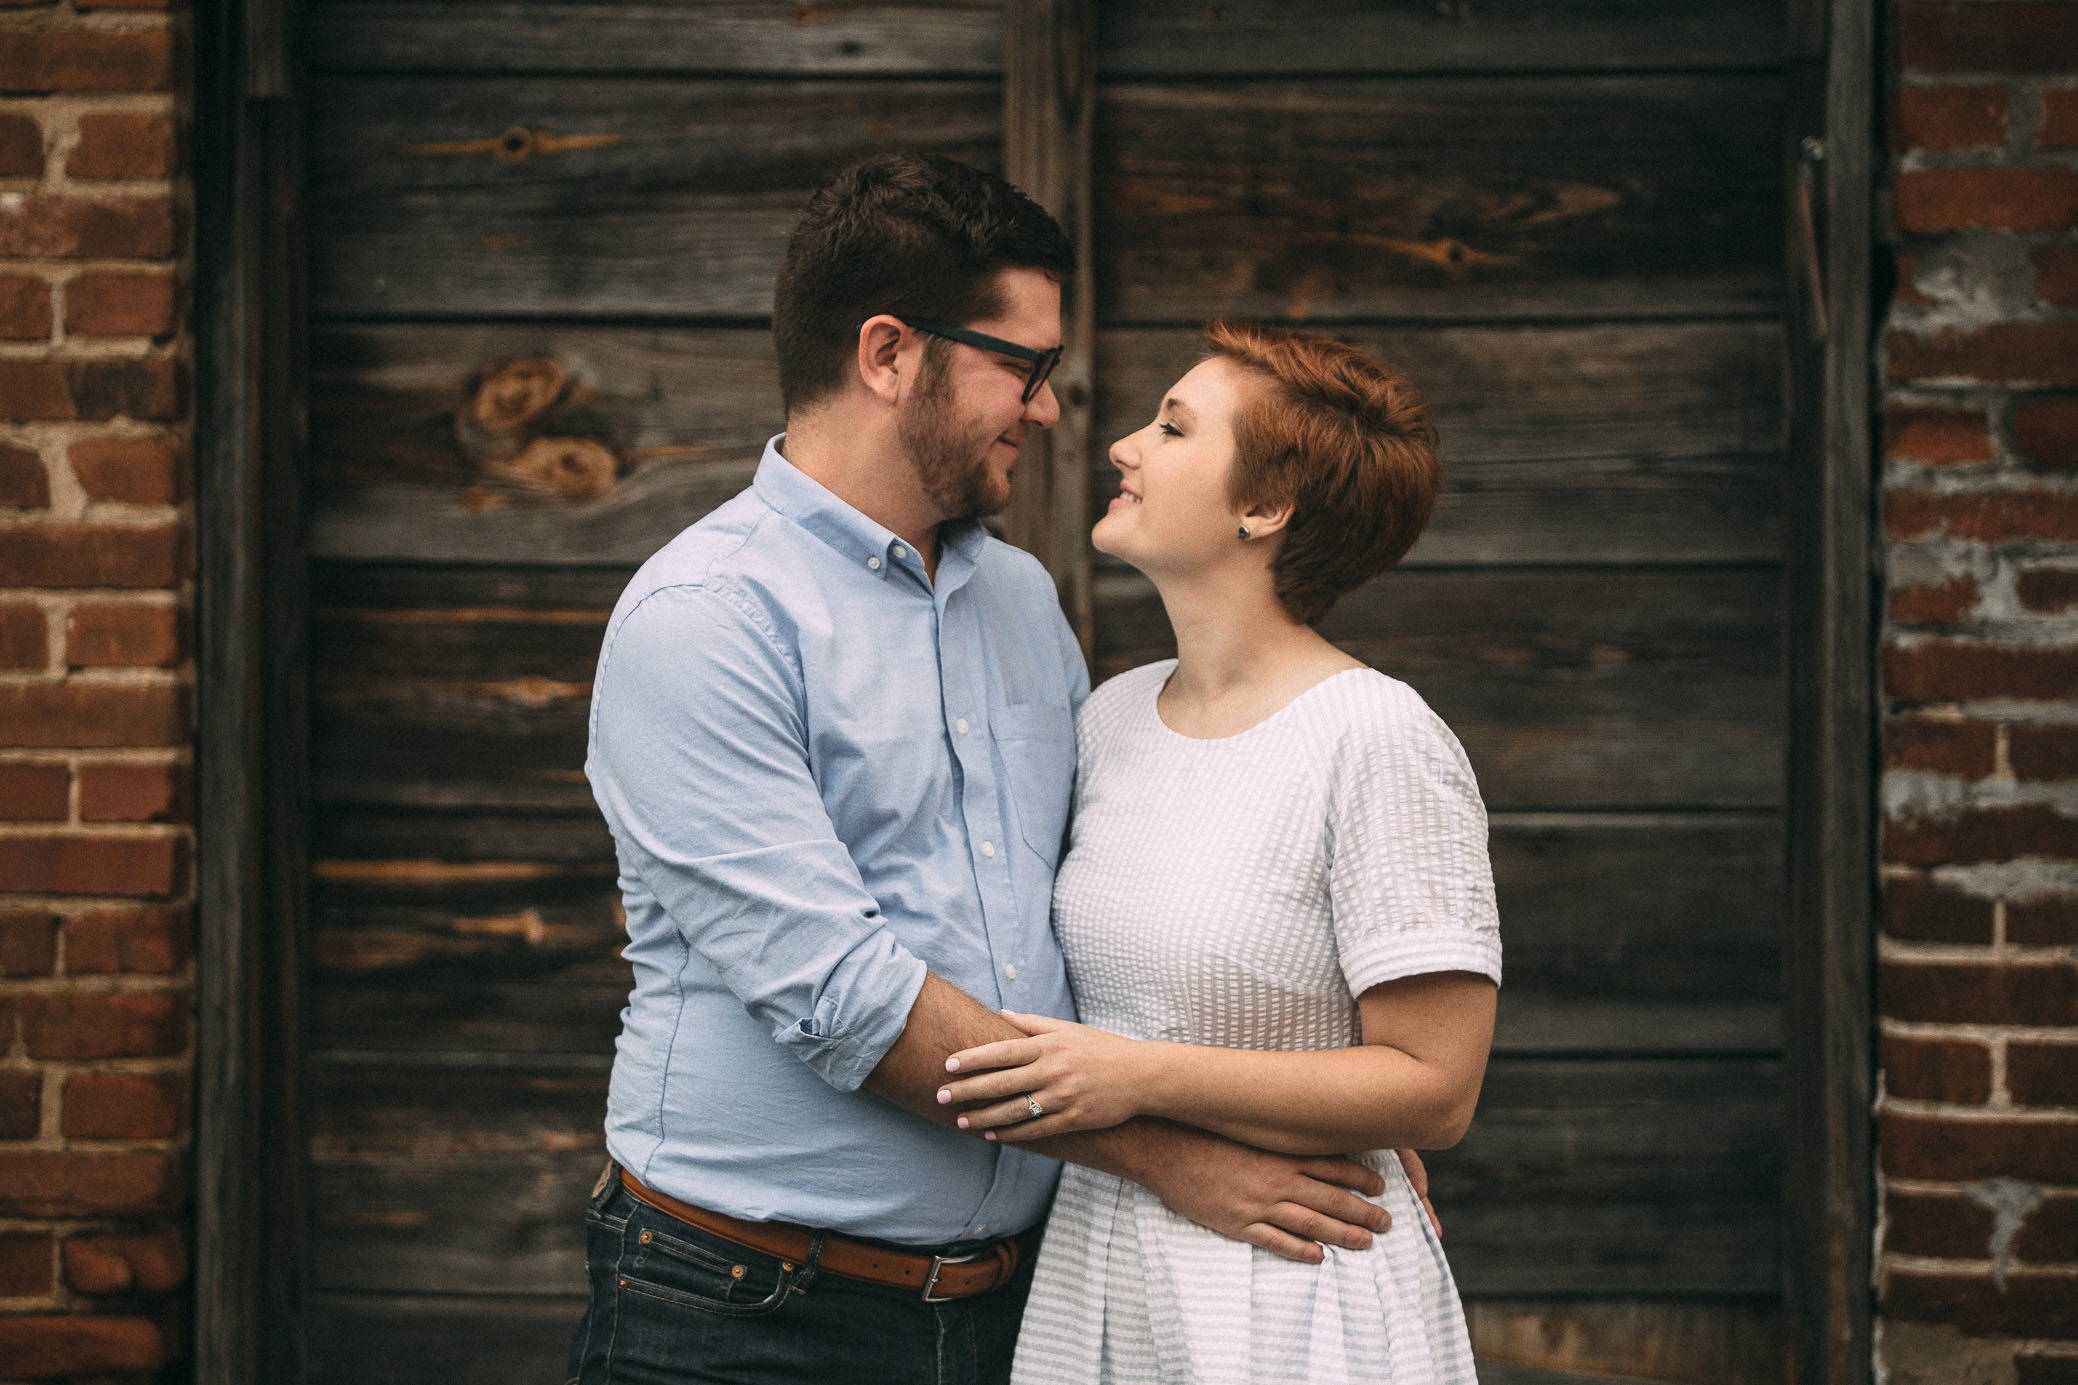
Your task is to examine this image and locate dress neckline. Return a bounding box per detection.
[1144,660,1377,745]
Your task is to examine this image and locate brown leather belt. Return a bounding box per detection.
[619,1168,1033,1302]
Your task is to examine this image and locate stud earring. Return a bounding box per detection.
[1238,525,1250,540]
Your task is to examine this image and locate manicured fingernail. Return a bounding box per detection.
[984,1131,998,1141]
[956,1116,970,1130]
[945,1058,961,1072]
[936,1088,952,1105]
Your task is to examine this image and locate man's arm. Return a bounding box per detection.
[864,974,1391,1264]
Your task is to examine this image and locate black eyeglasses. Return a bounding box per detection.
[897,317,1063,404]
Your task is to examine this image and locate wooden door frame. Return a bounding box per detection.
[188,1,1880,1379]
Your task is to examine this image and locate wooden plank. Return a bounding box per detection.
[1780,0,1877,1379]
[1098,0,1783,76]
[310,954,631,1058]
[307,320,1782,565]
[1002,0,1096,660]
[304,2,1004,76]
[307,1293,586,1385]
[1094,568,1784,809]
[1094,323,1785,566]
[1469,1300,1782,1385]
[1095,77,1782,323]
[307,77,999,319]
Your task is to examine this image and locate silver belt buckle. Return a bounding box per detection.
[920,1249,983,1302]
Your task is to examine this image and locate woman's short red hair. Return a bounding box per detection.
[1204,320,1441,626]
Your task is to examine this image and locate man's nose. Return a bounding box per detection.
[1024,377,1063,428]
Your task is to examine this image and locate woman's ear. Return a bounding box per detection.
[856,315,909,404]
[1239,498,1293,542]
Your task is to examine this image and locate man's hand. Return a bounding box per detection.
[1042,1119,1391,1265]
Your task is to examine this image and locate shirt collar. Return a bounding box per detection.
[753,435,985,592]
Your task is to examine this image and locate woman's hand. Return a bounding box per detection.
[937,1011,1152,1140]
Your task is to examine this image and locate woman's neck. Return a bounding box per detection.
[1152,569,1361,739]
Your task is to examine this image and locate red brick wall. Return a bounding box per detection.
[0,0,190,1380]
[1880,3,2078,1381]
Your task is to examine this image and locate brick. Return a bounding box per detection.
[2014,1195,2078,1264]
[0,358,182,422]
[1894,166,2078,234]
[2036,247,2078,311]
[61,1070,185,1138]
[1886,805,2078,863]
[21,991,186,1060]
[0,600,47,667]
[1880,1266,2078,1336]
[62,1230,184,1295]
[1885,875,1997,943]
[2045,88,2078,149]
[1900,3,2078,72]
[63,905,187,974]
[0,111,40,175]
[0,682,187,748]
[0,1068,40,1139]
[1896,84,2009,150]
[2020,1351,2078,1385]
[0,1316,166,1376]
[64,271,176,338]
[2011,896,2078,945]
[2018,565,2078,612]
[0,440,49,507]
[67,603,179,668]
[2012,724,2078,779]
[0,271,51,339]
[1882,1110,2078,1184]
[1890,324,2078,387]
[1885,403,1996,465]
[67,112,175,179]
[1885,717,1997,778]
[1884,1032,1994,1104]
[0,521,182,586]
[0,907,57,975]
[1887,640,2078,703]
[2015,398,2078,469]
[0,761,68,818]
[0,833,184,896]
[78,762,186,822]
[67,436,182,505]
[1891,574,1980,623]
[2009,1039,2078,1108]
[0,1232,53,1298]
[0,1149,181,1216]
[0,30,173,91]
[1884,1187,1994,1258]
[1882,958,2078,1024]
[1890,490,2078,543]
[0,193,176,258]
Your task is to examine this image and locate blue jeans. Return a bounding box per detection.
[567,1175,1038,1385]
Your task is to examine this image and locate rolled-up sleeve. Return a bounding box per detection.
[588,583,928,1091]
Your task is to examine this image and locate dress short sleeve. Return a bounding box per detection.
[1326,678,1503,996]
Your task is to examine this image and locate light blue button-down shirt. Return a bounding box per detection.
[588,439,1088,1245]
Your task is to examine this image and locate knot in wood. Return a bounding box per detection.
[497,126,536,163]
[472,358,565,433]
[501,436,618,500]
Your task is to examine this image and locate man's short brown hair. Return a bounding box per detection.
[772,153,1074,415]
[1204,320,1441,627]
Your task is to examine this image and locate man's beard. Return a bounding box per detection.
[897,350,1013,521]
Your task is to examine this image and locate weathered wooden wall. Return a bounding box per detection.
[297,4,1790,1381]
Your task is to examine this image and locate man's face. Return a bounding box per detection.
[896,268,1063,522]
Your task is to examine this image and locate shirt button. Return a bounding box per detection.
[981,840,996,858]
[892,544,908,559]
[1004,963,1018,981]
[866,556,881,571]
[975,1224,988,1235]
[956,718,970,735]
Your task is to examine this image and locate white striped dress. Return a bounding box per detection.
[1012,660,1502,1385]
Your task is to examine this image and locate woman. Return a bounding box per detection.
[938,321,1501,1384]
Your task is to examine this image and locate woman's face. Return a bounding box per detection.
[1093,356,1253,576]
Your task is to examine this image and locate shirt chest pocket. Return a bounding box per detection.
[990,703,1075,871]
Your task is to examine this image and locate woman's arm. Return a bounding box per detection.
[938,970,1497,1155]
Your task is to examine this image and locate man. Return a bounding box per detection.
[569,153,1399,1385]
